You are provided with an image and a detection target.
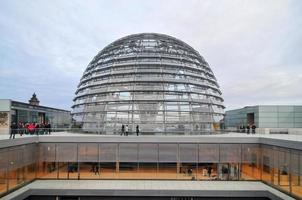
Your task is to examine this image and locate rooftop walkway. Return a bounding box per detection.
[1,131,302,141]
[1,132,302,150]
[2,180,295,200]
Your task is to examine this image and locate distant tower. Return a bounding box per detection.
[29,93,40,106]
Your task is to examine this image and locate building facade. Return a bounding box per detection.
[72,33,225,134]
[225,105,302,131]
[0,98,71,135]
[0,134,301,199]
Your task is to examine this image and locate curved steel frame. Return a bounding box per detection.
[72,33,225,134]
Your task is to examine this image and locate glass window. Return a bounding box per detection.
[199,144,219,163]
[261,145,274,184]
[58,162,78,179]
[56,144,77,162]
[119,144,138,162]
[138,163,158,179]
[297,153,302,198]
[218,163,239,180]
[278,149,290,193]
[179,144,197,163]
[37,144,57,179]
[179,162,197,180]
[241,144,261,180]
[158,163,177,179]
[138,144,158,162]
[119,162,138,179]
[291,151,301,198]
[79,162,99,179]
[119,92,132,100]
[159,144,178,162]
[8,147,25,190]
[78,143,98,162]
[107,103,132,111]
[197,163,218,180]
[99,162,116,179]
[0,150,7,194]
[220,144,241,163]
[99,144,117,162]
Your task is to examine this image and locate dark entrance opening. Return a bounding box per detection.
[11,109,17,124]
[247,113,254,126]
[38,112,45,124]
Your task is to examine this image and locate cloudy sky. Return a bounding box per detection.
[0,0,301,110]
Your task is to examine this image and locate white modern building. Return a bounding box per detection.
[225,105,302,134]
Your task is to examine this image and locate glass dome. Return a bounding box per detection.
[72,33,224,134]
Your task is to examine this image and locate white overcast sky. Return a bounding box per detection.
[0,0,301,110]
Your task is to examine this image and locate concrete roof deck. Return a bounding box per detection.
[1,180,295,200]
[0,132,302,150]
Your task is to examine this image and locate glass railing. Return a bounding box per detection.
[0,140,301,199]
[6,128,233,138]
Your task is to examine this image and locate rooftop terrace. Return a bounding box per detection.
[0,132,301,199]
[1,132,302,150]
[2,180,295,200]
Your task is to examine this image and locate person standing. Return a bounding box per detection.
[48,123,52,135]
[10,122,18,139]
[121,124,125,136]
[28,122,35,135]
[125,125,129,136]
[35,123,39,135]
[136,125,139,136]
[18,122,24,136]
[246,124,250,134]
[207,166,212,178]
[94,164,100,175]
[45,122,51,135]
[45,123,48,134]
[40,123,45,135]
[25,122,29,135]
[90,163,95,172]
[252,124,256,134]
[239,125,243,133]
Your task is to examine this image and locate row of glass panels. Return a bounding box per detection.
[78,79,219,95]
[86,67,217,85]
[73,102,218,112]
[72,102,223,116]
[82,65,216,88]
[0,143,301,199]
[77,112,217,124]
[80,73,218,89]
[87,56,209,74]
[74,92,222,105]
[94,44,201,57]
[76,82,221,98]
[79,123,217,134]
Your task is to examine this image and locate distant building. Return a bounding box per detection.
[225,105,302,134]
[28,92,40,106]
[0,94,71,135]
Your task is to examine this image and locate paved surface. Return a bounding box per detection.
[1,180,295,200]
[1,131,302,141]
[1,132,302,150]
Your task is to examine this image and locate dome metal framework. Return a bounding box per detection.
[72,33,224,134]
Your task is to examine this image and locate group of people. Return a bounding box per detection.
[238,124,256,134]
[66,163,100,175]
[121,124,140,136]
[10,122,52,139]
